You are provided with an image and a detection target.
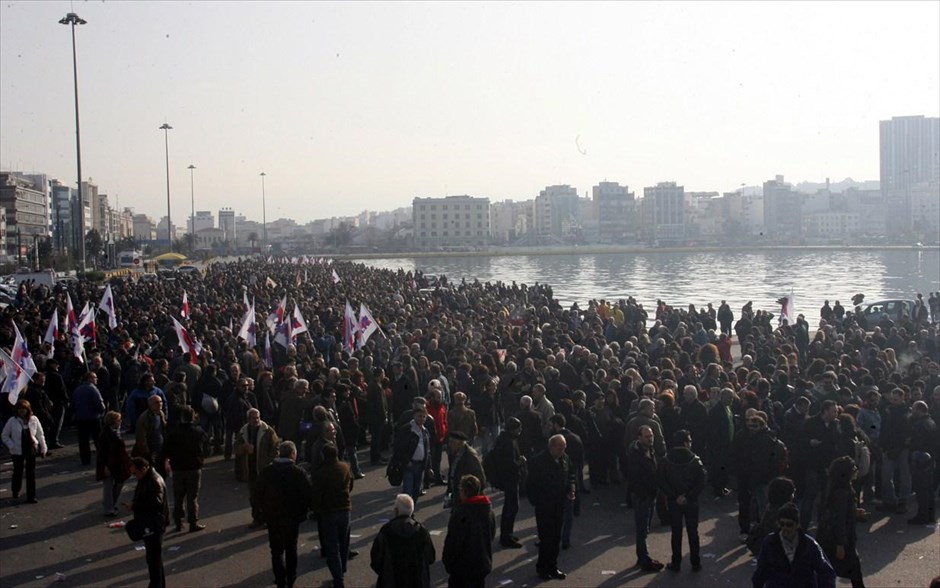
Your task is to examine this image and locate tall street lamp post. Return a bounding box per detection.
[160,123,173,251]
[188,164,196,252]
[260,172,267,253]
[59,11,87,272]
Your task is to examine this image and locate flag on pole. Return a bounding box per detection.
[263,332,273,369]
[3,322,37,405]
[265,277,277,288]
[66,293,78,334]
[273,320,291,348]
[181,291,190,319]
[332,269,341,284]
[77,303,97,347]
[99,284,118,329]
[265,294,287,334]
[778,289,796,326]
[343,300,360,353]
[43,308,59,346]
[242,290,251,315]
[358,303,379,348]
[237,303,257,348]
[290,305,308,338]
[171,317,202,363]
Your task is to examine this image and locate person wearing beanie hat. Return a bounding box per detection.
[752,502,835,588]
[446,431,485,508]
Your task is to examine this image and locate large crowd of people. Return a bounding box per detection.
[1,257,939,588]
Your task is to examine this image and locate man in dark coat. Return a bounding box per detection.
[442,474,496,588]
[752,502,836,588]
[525,434,576,580]
[447,431,485,504]
[370,494,436,588]
[799,400,841,527]
[658,429,706,571]
[490,416,526,548]
[733,411,787,538]
[162,406,208,533]
[705,388,736,497]
[678,385,708,456]
[392,406,432,504]
[908,401,939,524]
[550,413,583,549]
[72,371,106,466]
[253,441,313,588]
[43,359,70,449]
[626,425,665,572]
[127,456,170,588]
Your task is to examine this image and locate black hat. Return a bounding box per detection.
[777,502,800,525]
[505,417,522,432]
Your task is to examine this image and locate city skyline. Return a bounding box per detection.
[1,1,938,225]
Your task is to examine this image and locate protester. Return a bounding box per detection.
[392,405,432,505]
[525,434,575,581]
[446,431,485,507]
[817,456,865,588]
[626,424,665,572]
[1,399,47,503]
[658,429,705,572]
[253,441,313,588]
[162,405,208,533]
[127,456,170,588]
[235,408,279,527]
[71,370,106,466]
[96,410,132,517]
[442,474,496,588]
[370,493,436,588]
[310,443,354,588]
[752,502,835,588]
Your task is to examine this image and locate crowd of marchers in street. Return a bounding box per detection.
[2,257,940,588]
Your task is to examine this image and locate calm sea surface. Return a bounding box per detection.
[361,249,940,320]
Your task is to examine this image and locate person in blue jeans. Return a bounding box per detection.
[394,407,432,505]
[311,444,353,588]
[626,425,665,572]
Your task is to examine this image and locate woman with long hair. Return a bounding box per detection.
[818,456,865,588]
[1,399,47,503]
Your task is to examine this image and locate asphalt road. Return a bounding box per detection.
[1,429,938,588]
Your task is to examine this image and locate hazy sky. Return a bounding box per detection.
[1,1,938,225]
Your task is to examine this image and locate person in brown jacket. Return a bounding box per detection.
[311,444,354,588]
[447,392,478,443]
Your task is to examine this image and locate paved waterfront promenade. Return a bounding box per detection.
[1,429,938,588]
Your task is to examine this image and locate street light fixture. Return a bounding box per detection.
[160,123,173,251]
[260,172,267,253]
[188,164,196,252]
[59,11,87,272]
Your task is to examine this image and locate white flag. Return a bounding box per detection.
[290,304,309,338]
[343,300,359,353]
[358,303,379,348]
[237,304,257,348]
[99,284,118,329]
[332,269,341,284]
[43,308,59,346]
[3,322,37,405]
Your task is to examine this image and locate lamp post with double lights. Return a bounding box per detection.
[59,11,87,272]
[260,172,267,253]
[160,123,173,251]
[188,164,196,253]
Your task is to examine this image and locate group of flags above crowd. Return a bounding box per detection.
[1,262,387,404]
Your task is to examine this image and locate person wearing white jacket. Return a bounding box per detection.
[2,399,47,503]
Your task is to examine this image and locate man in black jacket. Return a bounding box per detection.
[163,406,208,533]
[442,474,496,588]
[447,432,485,506]
[550,413,583,549]
[253,441,313,588]
[798,399,840,527]
[392,406,432,505]
[127,456,170,588]
[877,388,912,514]
[658,430,705,572]
[908,401,939,524]
[490,417,526,548]
[525,434,575,581]
[370,494,436,587]
[626,425,664,572]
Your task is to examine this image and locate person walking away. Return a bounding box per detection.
[658,430,705,572]
[877,388,912,515]
[370,494,436,588]
[97,411,131,516]
[525,434,575,580]
[235,408,279,527]
[310,444,354,588]
[752,502,836,588]
[126,457,170,588]
[1,399,47,503]
[626,425,665,572]
[799,400,841,528]
[72,371,106,466]
[817,456,865,588]
[43,359,69,449]
[253,441,313,588]
[162,406,208,533]
[442,474,496,588]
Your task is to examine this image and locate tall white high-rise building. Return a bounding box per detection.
[879,115,940,235]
